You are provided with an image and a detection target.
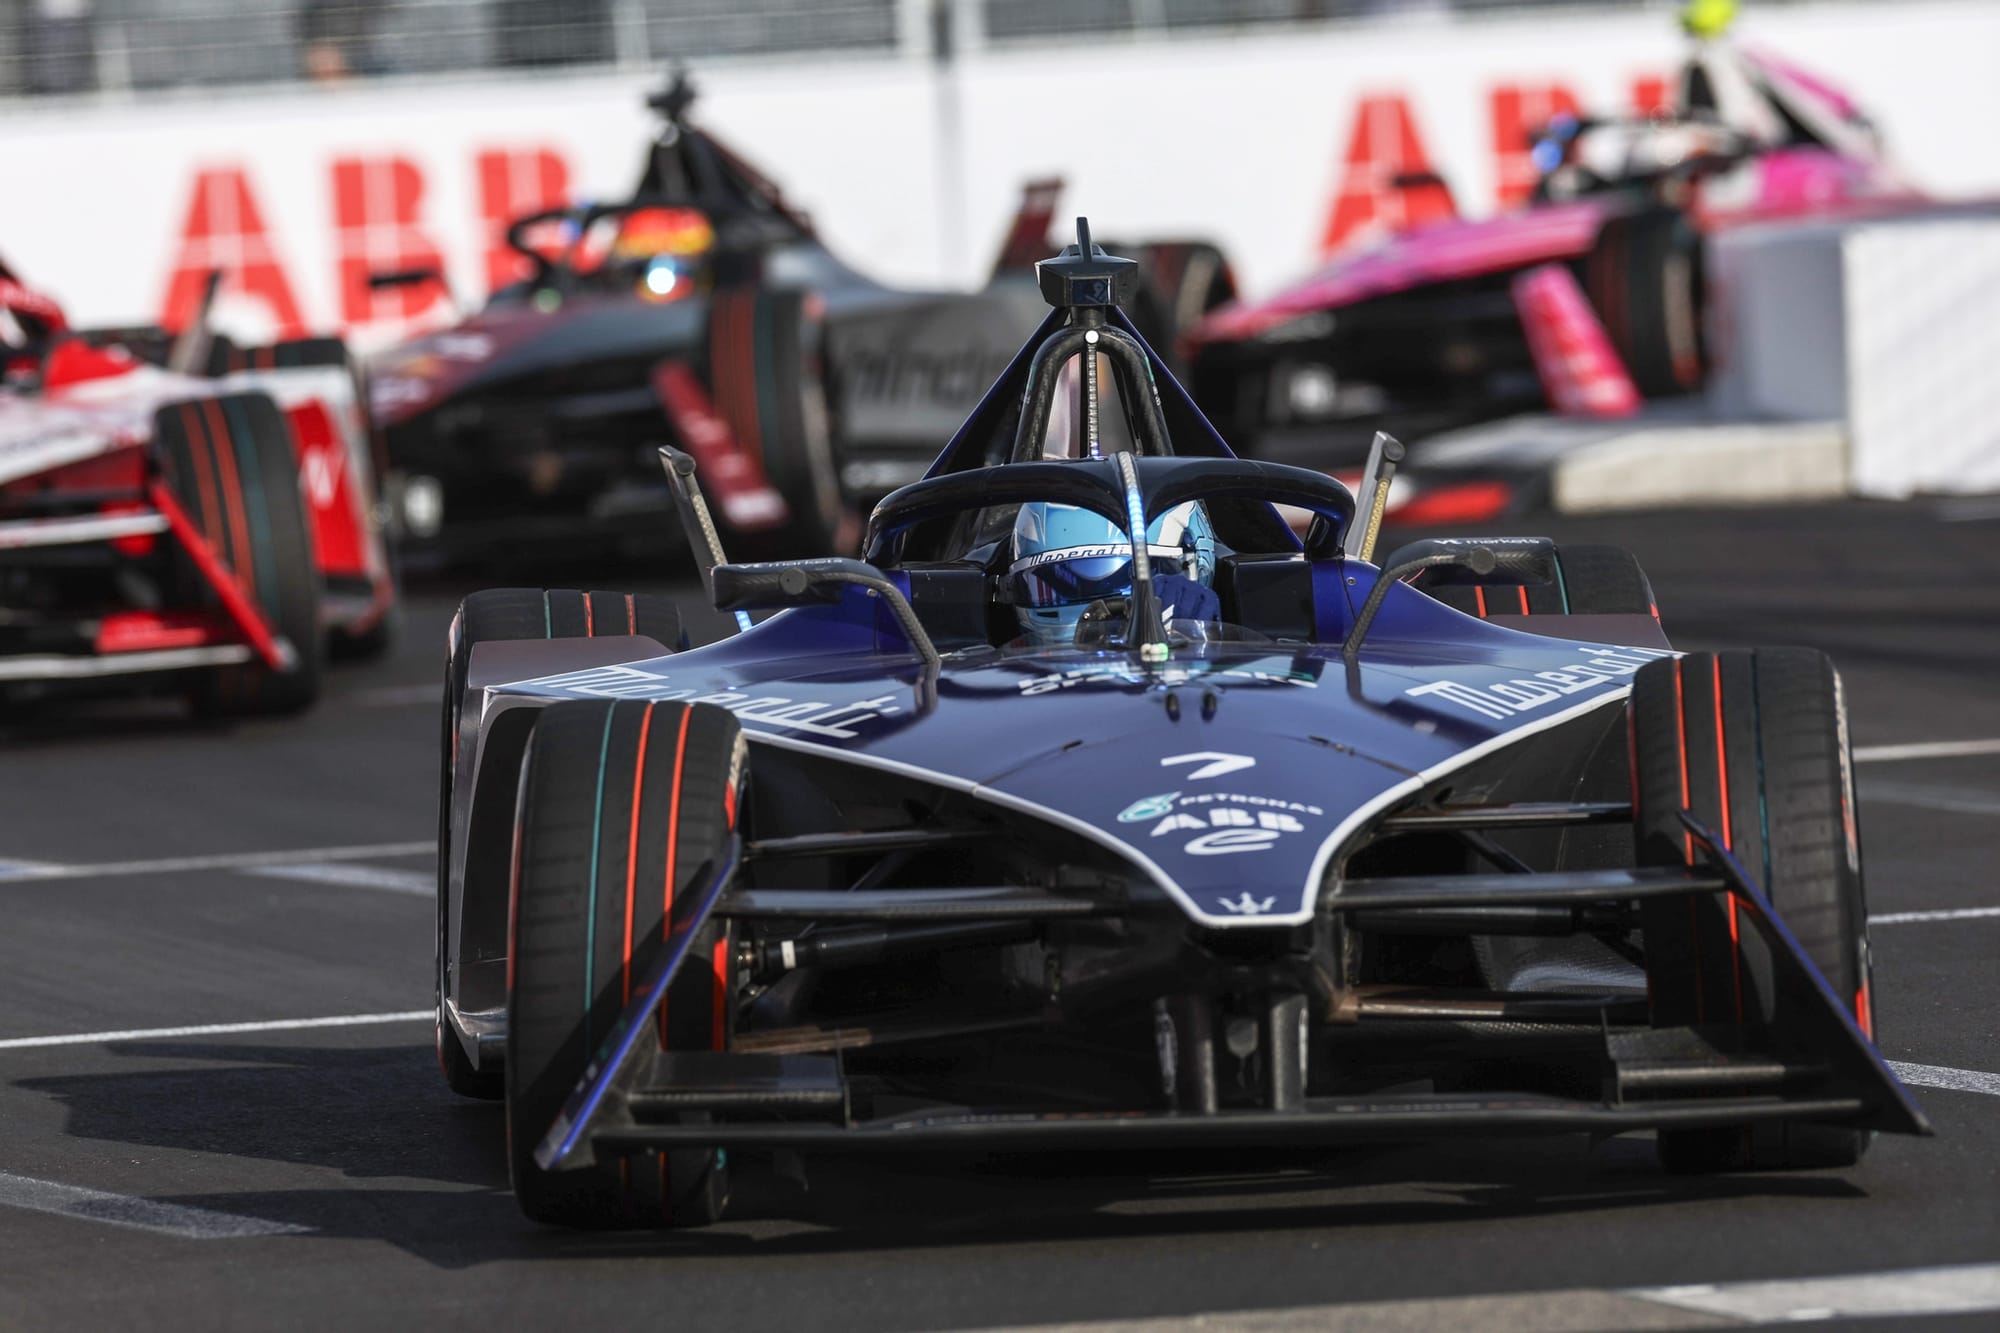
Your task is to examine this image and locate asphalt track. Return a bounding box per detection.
[0,499,1995,1332]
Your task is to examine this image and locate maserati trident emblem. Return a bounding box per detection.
[1217,892,1277,915]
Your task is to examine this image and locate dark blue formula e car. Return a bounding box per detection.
[435,224,1925,1228]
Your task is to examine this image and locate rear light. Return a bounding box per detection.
[102,500,158,556]
[94,610,232,655]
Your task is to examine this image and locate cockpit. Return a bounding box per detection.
[667,220,1367,662]
[843,222,1358,656]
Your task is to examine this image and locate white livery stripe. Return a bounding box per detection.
[0,645,253,681]
[0,841,432,883]
[1887,1061,2000,1097]
[0,1010,431,1052]
[0,1170,308,1240]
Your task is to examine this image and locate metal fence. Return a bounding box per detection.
[0,1,1758,99]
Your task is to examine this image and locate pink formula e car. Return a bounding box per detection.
[1187,20,1940,504]
[0,263,394,714]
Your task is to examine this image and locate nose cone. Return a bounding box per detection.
[975,728,1416,927]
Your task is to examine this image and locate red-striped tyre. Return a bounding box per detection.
[1629,648,1873,1171]
[204,335,351,375]
[1585,207,1705,397]
[706,288,846,555]
[436,588,683,1099]
[506,699,744,1229]
[152,393,323,716]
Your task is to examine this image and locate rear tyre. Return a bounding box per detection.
[506,699,744,1228]
[1586,208,1705,397]
[1416,542,1657,620]
[153,393,324,716]
[1629,649,1872,1172]
[204,334,351,375]
[1123,241,1237,369]
[706,288,847,556]
[436,588,683,1100]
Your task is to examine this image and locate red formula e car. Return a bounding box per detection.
[0,263,394,714]
[1187,22,1938,487]
[370,76,1233,565]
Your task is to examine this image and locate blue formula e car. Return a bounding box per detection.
[435,223,1926,1228]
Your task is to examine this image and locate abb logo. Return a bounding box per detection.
[150,75,1684,337]
[1320,74,1671,254]
[161,148,571,338]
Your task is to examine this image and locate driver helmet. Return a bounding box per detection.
[1007,499,1216,646]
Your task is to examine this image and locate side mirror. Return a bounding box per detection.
[1381,536,1556,588]
[711,557,939,669]
[1343,538,1557,663]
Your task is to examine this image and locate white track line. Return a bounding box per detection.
[0,841,431,884]
[974,1262,2000,1331]
[1862,780,2000,817]
[245,863,433,896]
[0,1010,431,1052]
[1872,905,2000,925]
[1638,1262,2000,1324]
[1855,738,2000,763]
[0,1169,307,1240]
[1887,1061,2000,1098]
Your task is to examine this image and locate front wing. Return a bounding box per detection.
[533,800,1927,1170]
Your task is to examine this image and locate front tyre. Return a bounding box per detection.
[1629,648,1872,1172]
[506,699,744,1229]
[436,588,683,1100]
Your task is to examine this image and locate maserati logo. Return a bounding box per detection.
[1217,892,1277,915]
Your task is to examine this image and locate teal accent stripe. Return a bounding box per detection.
[1552,551,1571,614]
[582,703,617,1047]
[220,397,276,609]
[542,590,551,637]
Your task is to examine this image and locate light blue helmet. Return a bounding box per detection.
[1007,500,1216,645]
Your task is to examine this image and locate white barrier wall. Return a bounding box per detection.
[1846,219,2000,498]
[3,1,1998,348]
[1705,211,2000,498]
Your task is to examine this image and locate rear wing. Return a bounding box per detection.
[991,178,1063,278]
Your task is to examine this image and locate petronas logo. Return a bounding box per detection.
[1117,792,1179,823]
